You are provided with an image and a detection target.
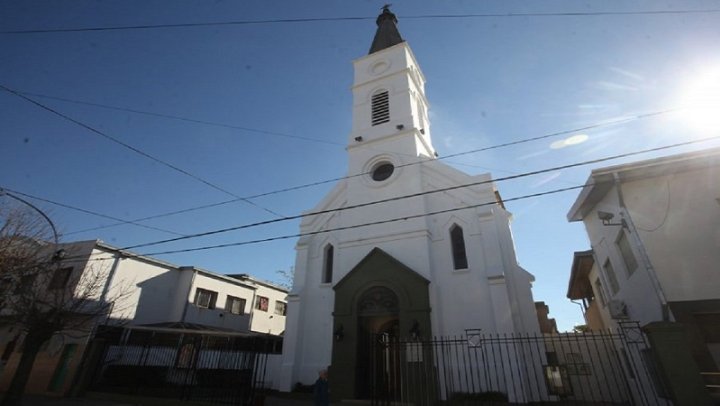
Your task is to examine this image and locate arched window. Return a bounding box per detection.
[323,244,334,283]
[450,224,468,270]
[371,90,390,126]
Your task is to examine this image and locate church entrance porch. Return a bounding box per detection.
[329,248,431,401]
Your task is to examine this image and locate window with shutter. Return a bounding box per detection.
[371,90,390,126]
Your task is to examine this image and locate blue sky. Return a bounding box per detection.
[2,0,719,331]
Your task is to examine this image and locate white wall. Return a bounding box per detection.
[249,283,287,336]
[578,157,720,325]
[185,272,255,331]
[79,246,182,325]
[59,243,276,334]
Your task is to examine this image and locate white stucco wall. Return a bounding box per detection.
[52,241,283,334]
[184,271,255,331]
[574,150,720,325]
[248,283,288,335]
[75,245,182,325]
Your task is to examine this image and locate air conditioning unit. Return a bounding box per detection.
[608,300,628,319]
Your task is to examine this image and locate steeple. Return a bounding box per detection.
[369,5,404,54]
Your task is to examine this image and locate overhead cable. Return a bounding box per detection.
[3,9,720,35]
[0,187,185,236]
[0,84,283,218]
[67,106,680,235]
[117,134,720,251]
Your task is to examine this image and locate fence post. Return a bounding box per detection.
[642,321,712,406]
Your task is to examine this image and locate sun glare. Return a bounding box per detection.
[678,66,720,131]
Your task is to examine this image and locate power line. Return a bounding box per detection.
[142,184,587,256]
[57,136,720,264]
[0,84,283,218]
[65,197,241,236]
[0,187,185,236]
[18,91,343,147]
[441,110,679,160]
[3,9,719,35]
[18,90,666,172]
[65,107,681,236]
[53,182,587,266]
[116,135,720,252]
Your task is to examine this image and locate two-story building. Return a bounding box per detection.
[566,147,720,372]
[0,239,287,396]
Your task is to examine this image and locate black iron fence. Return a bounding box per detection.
[368,322,672,405]
[87,326,281,405]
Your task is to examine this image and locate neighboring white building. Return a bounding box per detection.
[229,274,288,336]
[279,7,540,399]
[35,239,288,333]
[0,238,287,395]
[567,147,720,372]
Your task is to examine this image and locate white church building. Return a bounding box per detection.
[279,7,540,399]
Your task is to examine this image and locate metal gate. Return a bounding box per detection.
[369,322,671,405]
[87,327,279,405]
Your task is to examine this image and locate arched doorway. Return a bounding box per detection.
[330,248,431,401]
[356,286,399,398]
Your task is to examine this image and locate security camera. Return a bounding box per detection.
[597,211,615,221]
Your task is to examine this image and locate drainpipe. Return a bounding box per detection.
[100,251,122,305]
[613,172,672,322]
[248,282,258,333]
[571,299,586,316]
[180,267,198,323]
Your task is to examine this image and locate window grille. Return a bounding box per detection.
[371,90,390,126]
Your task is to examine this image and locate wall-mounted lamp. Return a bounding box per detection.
[334,324,344,342]
[409,320,421,340]
[597,211,627,228]
[354,136,363,142]
[396,124,404,130]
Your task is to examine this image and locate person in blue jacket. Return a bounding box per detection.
[313,369,329,406]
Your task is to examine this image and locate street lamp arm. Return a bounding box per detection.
[0,188,59,244]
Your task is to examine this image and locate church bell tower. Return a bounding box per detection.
[347,6,436,181]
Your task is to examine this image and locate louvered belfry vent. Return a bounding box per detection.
[371,90,390,126]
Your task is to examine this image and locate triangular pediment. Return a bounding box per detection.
[334,247,429,292]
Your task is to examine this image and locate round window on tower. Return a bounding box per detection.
[371,162,395,182]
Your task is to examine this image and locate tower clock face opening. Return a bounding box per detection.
[371,162,395,181]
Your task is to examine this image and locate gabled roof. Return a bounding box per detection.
[567,147,720,222]
[369,6,404,54]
